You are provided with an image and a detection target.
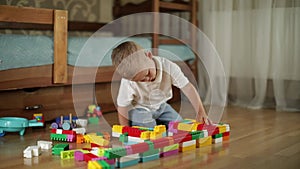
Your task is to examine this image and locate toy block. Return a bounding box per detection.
[130,142,149,154]
[75,151,86,161]
[112,131,121,138]
[112,125,124,133]
[104,147,127,159]
[172,131,189,144]
[37,140,52,150]
[84,153,100,162]
[168,121,179,133]
[190,130,205,140]
[153,125,166,133]
[52,143,69,155]
[150,131,163,140]
[127,136,144,143]
[160,149,179,157]
[161,143,179,152]
[198,136,212,147]
[88,160,101,169]
[60,149,80,159]
[50,133,69,142]
[178,123,193,131]
[140,131,151,140]
[97,160,110,169]
[119,133,128,143]
[223,131,230,141]
[213,137,223,144]
[87,135,109,146]
[76,134,85,144]
[23,146,41,158]
[122,126,142,137]
[73,127,86,135]
[180,140,196,148]
[124,145,133,155]
[88,117,99,124]
[152,137,171,149]
[225,124,230,132]
[179,143,196,152]
[140,153,160,163]
[116,154,139,168]
[218,125,227,134]
[212,133,223,139]
[140,140,159,157]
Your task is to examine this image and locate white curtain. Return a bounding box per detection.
[198,0,300,111]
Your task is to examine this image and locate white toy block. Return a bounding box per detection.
[56,129,63,134]
[37,140,52,150]
[73,127,86,135]
[181,140,196,147]
[23,146,41,158]
[112,131,121,137]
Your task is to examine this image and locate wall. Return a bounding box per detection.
[0,0,113,23]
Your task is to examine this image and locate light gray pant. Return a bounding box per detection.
[129,103,183,128]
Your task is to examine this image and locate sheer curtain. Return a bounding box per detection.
[198,0,300,111]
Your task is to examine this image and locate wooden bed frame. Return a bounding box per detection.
[0,1,198,121]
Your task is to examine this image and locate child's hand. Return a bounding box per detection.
[196,113,212,125]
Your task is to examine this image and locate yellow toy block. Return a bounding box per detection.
[88,135,109,146]
[150,131,162,140]
[112,125,123,133]
[192,122,200,131]
[197,136,212,147]
[179,144,196,152]
[154,125,166,133]
[183,118,196,123]
[218,125,227,133]
[88,160,102,169]
[60,149,80,159]
[140,131,150,140]
[177,123,193,131]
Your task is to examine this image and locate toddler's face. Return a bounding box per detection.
[131,50,156,82]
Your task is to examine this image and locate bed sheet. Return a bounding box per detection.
[0,34,195,71]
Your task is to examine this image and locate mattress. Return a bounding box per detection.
[0,34,195,71]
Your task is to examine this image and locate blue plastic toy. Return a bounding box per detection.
[0,117,43,136]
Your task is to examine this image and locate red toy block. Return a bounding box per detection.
[152,137,171,149]
[130,142,149,154]
[122,126,142,137]
[84,153,99,162]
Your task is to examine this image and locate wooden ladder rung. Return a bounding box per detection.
[159,1,191,11]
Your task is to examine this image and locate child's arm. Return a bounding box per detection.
[117,106,130,126]
[181,82,210,124]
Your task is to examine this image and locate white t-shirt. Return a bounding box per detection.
[117,56,189,111]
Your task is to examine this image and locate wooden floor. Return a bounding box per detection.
[0,102,299,169]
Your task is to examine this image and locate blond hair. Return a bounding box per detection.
[111,41,154,80]
[111,41,139,67]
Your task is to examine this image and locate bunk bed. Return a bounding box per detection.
[0,1,199,121]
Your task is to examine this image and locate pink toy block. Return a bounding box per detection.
[160,149,179,157]
[74,151,85,161]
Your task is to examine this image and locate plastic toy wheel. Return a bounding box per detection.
[51,122,59,129]
[0,132,5,137]
[62,122,71,130]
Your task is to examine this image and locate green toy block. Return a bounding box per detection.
[52,143,69,155]
[104,147,127,159]
[51,133,67,141]
[88,117,99,124]
[119,133,128,143]
[97,160,110,169]
[212,133,223,139]
[190,130,204,140]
